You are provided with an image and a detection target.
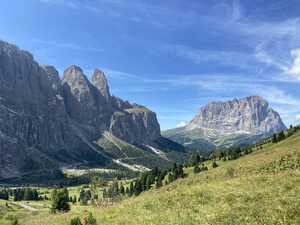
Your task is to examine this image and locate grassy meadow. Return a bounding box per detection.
[1,132,300,225]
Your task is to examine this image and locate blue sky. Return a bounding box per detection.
[1,0,300,129]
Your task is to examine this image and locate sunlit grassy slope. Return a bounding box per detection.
[2,131,300,225]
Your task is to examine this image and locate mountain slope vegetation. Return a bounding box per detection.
[4,126,300,225]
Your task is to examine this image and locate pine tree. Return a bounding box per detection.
[134,180,142,196]
[50,189,70,213]
[178,164,184,178]
[129,182,134,196]
[73,196,77,204]
[272,133,278,143]
[155,177,163,189]
[119,183,125,195]
[102,189,107,199]
[145,175,152,190]
[166,173,175,184]
[277,131,286,142]
[79,189,88,205]
[23,188,32,201]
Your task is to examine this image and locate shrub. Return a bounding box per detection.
[212,161,219,168]
[70,217,82,225]
[10,218,19,225]
[225,167,235,178]
[83,212,97,225]
[193,165,201,174]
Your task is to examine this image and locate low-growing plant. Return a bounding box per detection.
[70,217,82,225]
[212,161,219,168]
[83,212,97,225]
[225,167,235,178]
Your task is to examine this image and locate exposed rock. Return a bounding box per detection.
[164,96,286,151]
[186,96,286,136]
[91,69,111,101]
[110,107,161,144]
[111,96,133,110]
[0,40,175,180]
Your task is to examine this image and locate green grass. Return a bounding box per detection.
[2,132,300,225]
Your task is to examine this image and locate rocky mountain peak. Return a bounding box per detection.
[41,65,61,92]
[0,40,182,180]
[91,69,110,100]
[62,65,94,102]
[63,65,84,80]
[186,96,286,136]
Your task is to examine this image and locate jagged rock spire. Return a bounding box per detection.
[91,69,110,101]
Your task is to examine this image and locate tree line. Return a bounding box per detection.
[102,163,185,200]
[0,188,40,201]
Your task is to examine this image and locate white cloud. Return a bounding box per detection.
[166,44,258,69]
[295,114,300,121]
[285,48,300,79]
[254,44,288,71]
[176,121,187,128]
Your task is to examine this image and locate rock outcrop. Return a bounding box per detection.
[186,96,286,136]
[0,40,178,180]
[163,96,286,151]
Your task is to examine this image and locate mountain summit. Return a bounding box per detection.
[187,96,286,136]
[0,40,184,181]
[163,96,286,151]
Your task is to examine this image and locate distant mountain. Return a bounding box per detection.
[163,96,286,151]
[0,40,185,181]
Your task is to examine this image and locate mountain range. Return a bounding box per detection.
[0,40,287,182]
[163,96,286,151]
[0,40,185,181]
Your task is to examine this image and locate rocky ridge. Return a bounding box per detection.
[0,40,183,180]
[187,96,286,137]
[163,96,286,151]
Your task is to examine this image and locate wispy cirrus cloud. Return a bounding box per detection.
[103,67,300,126]
[165,44,262,70]
[32,39,104,52]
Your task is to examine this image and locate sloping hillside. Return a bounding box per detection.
[16,128,300,225]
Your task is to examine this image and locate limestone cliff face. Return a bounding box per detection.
[186,96,286,137]
[164,96,286,151]
[0,40,163,179]
[110,107,161,144]
[0,41,97,178]
[91,69,111,102]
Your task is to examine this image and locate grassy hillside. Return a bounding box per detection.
[2,131,300,225]
[162,127,216,153]
[162,127,266,152]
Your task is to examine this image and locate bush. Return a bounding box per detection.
[193,165,201,174]
[70,217,82,225]
[83,212,97,225]
[212,161,219,168]
[10,218,19,225]
[225,167,235,178]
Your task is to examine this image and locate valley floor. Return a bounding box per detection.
[1,132,300,225]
